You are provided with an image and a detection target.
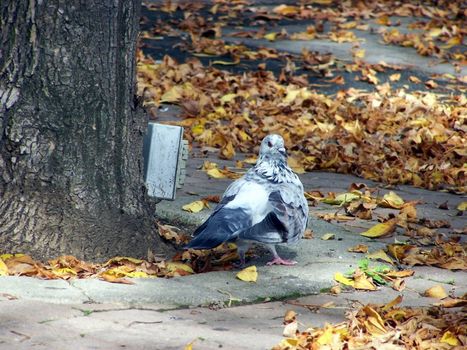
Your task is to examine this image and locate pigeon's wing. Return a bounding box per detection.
[240,178,308,244]
[185,177,270,249]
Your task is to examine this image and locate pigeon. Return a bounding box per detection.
[185,134,309,266]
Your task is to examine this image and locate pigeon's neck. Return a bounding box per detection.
[254,155,294,183]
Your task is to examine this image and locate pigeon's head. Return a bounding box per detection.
[259,134,287,159]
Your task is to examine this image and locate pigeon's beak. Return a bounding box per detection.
[278,147,287,157]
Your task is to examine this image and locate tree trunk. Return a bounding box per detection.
[0,0,170,260]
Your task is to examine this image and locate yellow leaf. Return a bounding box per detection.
[366,249,394,265]
[334,272,354,287]
[236,265,258,282]
[160,86,183,103]
[360,220,396,238]
[382,295,403,310]
[322,192,360,205]
[279,338,299,347]
[363,306,387,335]
[441,331,459,346]
[317,326,334,345]
[220,93,237,104]
[457,201,467,211]
[220,141,236,160]
[424,285,448,299]
[273,5,300,16]
[353,49,365,58]
[0,253,25,261]
[0,258,9,276]
[166,262,194,274]
[126,271,151,278]
[380,191,404,209]
[206,167,226,179]
[51,267,78,277]
[321,233,335,240]
[389,73,401,81]
[191,123,204,135]
[212,59,239,66]
[441,36,461,49]
[264,32,278,41]
[104,256,143,266]
[182,200,207,213]
[354,272,377,291]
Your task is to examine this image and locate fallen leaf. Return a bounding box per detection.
[316,326,334,345]
[166,262,194,274]
[360,219,396,238]
[440,331,459,346]
[353,269,377,290]
[457,201,467,211]
[424,285,448,299]
[330,285,341,294]
[362,306,387,335]
[382,295,403,310]
[321,233,335,240]
[322,192,360,205]
[236,265,257,282]
[334,272,354,287]
[182,200,208,213]
[303,229,314,239]
[385,269,414,278]
[366,249,394,265]
[434,298,467,308]
[392,278,406,291]
[0,259,8,276]
[264,32,278,41]
[348,244,368,253]
[380,191,404,209]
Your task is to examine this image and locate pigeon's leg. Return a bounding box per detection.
[266,245,297,266]
[233,240,250,268]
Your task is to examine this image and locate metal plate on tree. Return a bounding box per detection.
[143,123,186,200]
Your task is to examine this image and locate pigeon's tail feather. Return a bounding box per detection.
[240,212,288,244]
[185,208,251,250]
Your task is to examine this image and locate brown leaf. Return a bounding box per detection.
[348,244,368,253]
[424,285,448,299]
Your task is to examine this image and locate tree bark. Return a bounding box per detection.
[0,0,170,260]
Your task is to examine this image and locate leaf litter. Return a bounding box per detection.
[274,295,467,349]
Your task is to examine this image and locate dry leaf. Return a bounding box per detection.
[392,278,406,291]
[440,331,459,346]
[330,285,341,294]
[424,285,448,299]
[366,249,394,265]
[353,269,377,290]
[182,200,208,213]
[321,233,335,240]
[360,220,396,238]
[334,272,354,287]
[348,244,368,253]
[236,265,258,282]
[380,191,404,209]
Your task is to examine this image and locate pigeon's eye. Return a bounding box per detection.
[267,141,273,147]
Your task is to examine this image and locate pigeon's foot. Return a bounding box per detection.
[266,257,297,266]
